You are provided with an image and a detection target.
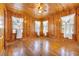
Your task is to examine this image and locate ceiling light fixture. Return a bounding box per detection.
[34,3,49,16]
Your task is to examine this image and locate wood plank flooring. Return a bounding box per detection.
[3,37,79,56]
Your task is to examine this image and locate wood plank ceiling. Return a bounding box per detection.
[5,3,79,18]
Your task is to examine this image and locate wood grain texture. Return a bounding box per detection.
[0,3,79,56]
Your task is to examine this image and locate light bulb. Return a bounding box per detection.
[38,10,42,13]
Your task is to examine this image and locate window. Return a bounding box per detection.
[12,16,23,39]
[0,16,4,39]
[61,14,75,39]
[35,21,41,36]
[0,16,4,28]
[43,20,48,36]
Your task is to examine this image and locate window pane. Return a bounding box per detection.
[43,20,48,36]
[0,16,4,40]
[61,14,75,39]
[35,21,40,36]
[12,16,23,39]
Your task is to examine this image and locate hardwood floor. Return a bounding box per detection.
[4,37,79,56]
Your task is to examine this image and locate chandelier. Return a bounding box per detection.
[34,3,49,16]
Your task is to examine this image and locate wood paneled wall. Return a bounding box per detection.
[5,10,12,42]
[47,8,77,41]
[0,4,5,55]
[23,14,35,39]
[5,9,36,42]
[5,9,23,42]
[4,6,79,43]
[77,8,79,43]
